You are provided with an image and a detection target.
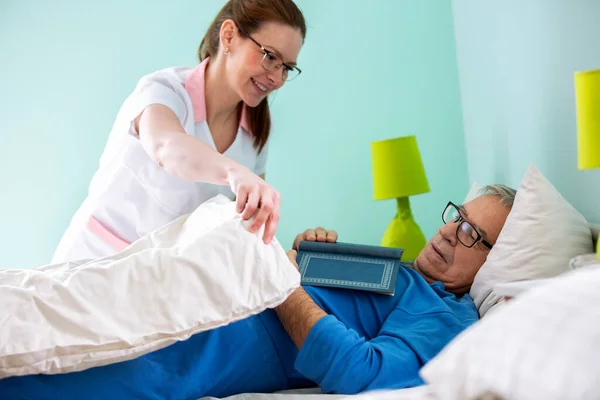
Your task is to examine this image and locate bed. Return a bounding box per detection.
[1,166,600,400]
[205,166,600,400]
[201,385,437,400]
[206,222,600,400]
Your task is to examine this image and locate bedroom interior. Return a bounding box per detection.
[1,0,599,399]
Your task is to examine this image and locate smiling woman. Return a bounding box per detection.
[197,0,306,148]
[50,0,308,265]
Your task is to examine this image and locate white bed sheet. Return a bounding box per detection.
[199,385,437,400]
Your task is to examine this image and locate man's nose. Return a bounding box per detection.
[438,222,458,246]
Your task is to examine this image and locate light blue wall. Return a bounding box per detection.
[452,0,600,223]
[0,0,226,269]
[268,0,467,252]
[0,0,467,269]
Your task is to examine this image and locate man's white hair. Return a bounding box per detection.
[478,184,517,209]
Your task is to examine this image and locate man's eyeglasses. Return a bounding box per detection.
[236,26,302,82]
[442,202,493,249]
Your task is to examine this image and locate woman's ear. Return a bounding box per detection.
[219,19,238,53]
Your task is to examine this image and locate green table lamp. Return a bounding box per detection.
[574,68,600,260]
[371,136,430,261]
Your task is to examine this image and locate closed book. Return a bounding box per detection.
[296,241,403,295]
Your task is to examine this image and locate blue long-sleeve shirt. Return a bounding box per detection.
[259,264,478,394]
[0,266,478,399]
[296,267,478,393]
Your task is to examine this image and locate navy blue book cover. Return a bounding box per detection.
[296,241,403,295]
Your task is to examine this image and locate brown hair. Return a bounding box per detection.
[198,0,307,153]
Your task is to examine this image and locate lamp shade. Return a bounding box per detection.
[371,135,430,200]
[575,68,600,170]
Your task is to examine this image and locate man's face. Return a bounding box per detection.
[413,195,511,294]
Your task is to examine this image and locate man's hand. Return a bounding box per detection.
[286,250,299,270]
[286,227,337,271]
[293,227,338,250]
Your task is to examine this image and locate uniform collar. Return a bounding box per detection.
[184,57,250,133]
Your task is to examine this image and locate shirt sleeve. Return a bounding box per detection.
[294,307,472,394]
[125,72,188,138]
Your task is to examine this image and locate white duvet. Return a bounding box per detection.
[0,195,300,379]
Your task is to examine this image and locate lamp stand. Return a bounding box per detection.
[381,197,427,262]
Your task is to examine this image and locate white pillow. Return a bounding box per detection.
[463,182,483,203]
[0,195,299,378]
[469,164,593,317]
[420,267,600,400]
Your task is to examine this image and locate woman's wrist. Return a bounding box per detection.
[224,163,248,189]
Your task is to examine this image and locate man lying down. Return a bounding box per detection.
[1,185,515,399]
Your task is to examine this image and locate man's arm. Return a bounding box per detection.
[274,246,416,394]
[274,227,338,348]
[274,278,327,348]
[273,228,474,394]
[276,259,423,394]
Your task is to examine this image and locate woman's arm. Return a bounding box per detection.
[135,104,280,244]
[137,104,241,185]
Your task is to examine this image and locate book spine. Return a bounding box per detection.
[298,241,403,260]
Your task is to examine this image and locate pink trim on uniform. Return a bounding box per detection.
[184,57,251,134]
[87,216,131,251]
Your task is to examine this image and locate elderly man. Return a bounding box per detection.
[1,185,515,400]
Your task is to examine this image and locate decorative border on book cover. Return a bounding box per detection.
[298,252,395,290]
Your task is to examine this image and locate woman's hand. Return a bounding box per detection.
[228,166,280,245]
[292,227,338,250]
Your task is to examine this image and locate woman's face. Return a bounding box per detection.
[221,20,303,107]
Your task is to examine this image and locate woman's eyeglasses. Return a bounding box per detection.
[237,26,302,82]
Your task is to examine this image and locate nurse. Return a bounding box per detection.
[52,0,307,263]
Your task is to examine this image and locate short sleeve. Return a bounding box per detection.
[254,139,270,176]
[126,71,188,138]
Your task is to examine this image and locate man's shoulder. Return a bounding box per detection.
[435,287,479,325]
[394,267,478,322]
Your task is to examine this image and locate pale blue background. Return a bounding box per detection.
[0,0,467,268]
[452,0,600,221]
[1,0,598,269]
